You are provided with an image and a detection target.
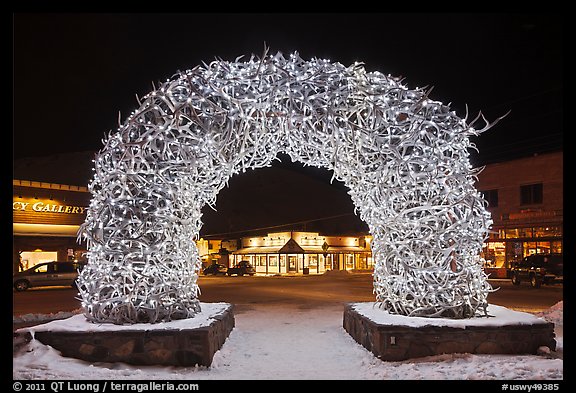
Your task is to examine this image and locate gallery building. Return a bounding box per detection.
[12,179,91,274]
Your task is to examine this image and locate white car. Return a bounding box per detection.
[13,261,86,291]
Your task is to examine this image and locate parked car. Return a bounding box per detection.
[227,261,256,276]
[203,263,228,276]
[13,261,86,291]
[510,254,563,288]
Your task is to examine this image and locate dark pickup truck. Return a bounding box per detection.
[227,261,256,276]
[510,254,563,288]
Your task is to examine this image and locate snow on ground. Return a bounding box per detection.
[18,303,230,333]
[351,302,551,328]
[13,302,563,380]
[535,301,564,352]
[13,309,82,325]
[535,301,563,325]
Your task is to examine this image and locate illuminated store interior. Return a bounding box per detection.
[198,231,374,274]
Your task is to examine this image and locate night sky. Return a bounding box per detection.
[11,13,564,236]
[13,13,563,164]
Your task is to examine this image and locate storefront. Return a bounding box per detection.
[482,218,563,276]
[13,179,91,274]
[231,231,373,275]
[476,151,563,278]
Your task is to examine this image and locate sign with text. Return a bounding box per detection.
[13,201,86,214]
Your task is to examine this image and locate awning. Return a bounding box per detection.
[13,223,80,237]
[328,246,371,253]
[234,246,282,255]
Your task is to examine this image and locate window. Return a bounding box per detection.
[520,183,543,205]
[481,189,499,208]
[55,263,75,273]
[482,241,506,268]
[551,241,562,254]
[34,263,55,274]
[33,264,49,274]
[534,226,563,238]
[505,227,533,239]
[308,255,318,267]
[269,256,278,267]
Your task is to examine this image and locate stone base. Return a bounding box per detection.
[16,303,234,367]
[343,303,556,361]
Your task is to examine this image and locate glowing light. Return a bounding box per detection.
[77,50,502,324]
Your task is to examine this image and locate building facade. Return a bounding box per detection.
[476,151,563,278]
[12,179,91,274]
[12,150,563,278]
[229,231,374,274]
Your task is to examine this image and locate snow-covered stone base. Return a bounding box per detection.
[343,302,556,361]
[15,302,234,367]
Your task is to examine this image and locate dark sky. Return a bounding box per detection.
[13,13,563,165]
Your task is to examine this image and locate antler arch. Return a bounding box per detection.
[78,51,495,324]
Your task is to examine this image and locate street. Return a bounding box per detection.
[13,272,563,317]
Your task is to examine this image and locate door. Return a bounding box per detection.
[288,255,297,272]
[52,262,78,286]
[27,263,55,287]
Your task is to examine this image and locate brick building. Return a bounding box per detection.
[476,151,563,278]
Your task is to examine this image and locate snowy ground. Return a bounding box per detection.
[13,301,563,380]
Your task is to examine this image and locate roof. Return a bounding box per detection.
[233,245,370,255]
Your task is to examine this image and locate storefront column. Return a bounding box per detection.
[13,241,21,275]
